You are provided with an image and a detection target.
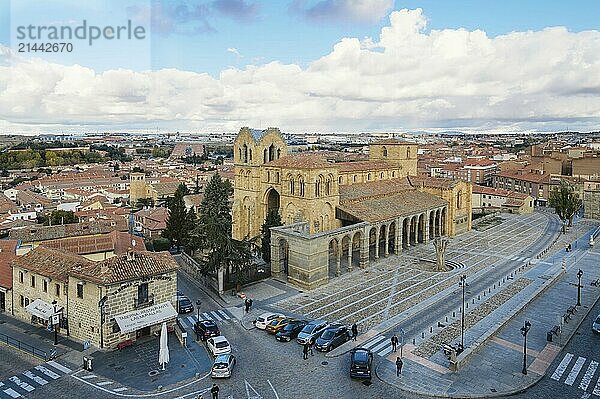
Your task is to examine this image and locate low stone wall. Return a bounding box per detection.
[179,253,219,293]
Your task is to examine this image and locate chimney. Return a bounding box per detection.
[126,247,135,261]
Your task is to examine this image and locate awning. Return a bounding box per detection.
[25,299,54,320]
[114,302,177,334]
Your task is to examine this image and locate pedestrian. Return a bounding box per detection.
[244,298,250,313]
[210,383,219,399]
[396,357,403,376]
[303,342,310,360]
[351,323,358,341]
[391,334,399,352]
[309,340,314,356]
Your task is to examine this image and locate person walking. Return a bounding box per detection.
[210,383,219,399]
[351,323,358,341]
[391,334,399,352]
[309,340,314,356]
[244,298,250,313]
[303,342,310,360]
[396,357,403,376]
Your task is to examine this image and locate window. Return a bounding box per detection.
[43,279,48,293]
[19,271,24,284]
[382,146,388,157]
[77,283,84,299]
[112,323,121,333]
[138,283,149,304]
[24,297,29,306]
[367,173,371,181]
[31,275,35,288]
[55,283,60,297]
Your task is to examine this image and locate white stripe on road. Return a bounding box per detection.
[551,353,574,381]
[593,373,600,396]
[47,361,72,374]
[565,356,586,386]
[216,310,230,320]
[97,381,114,386]
[22,370,48,385]
[3,388,21,398]
[210,311,223,322]
[186,316,196,326]
[371,339,390,353]
[80,375,97,380]
[579,361,598,391]
[379,345,393,357]
[361,335,387,350]
[8,376,34,392]
[113,387,128,392]
[34,366,60,380]
[201,312,211,320]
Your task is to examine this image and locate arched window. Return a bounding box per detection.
[380,172,384,179]
[457,190,462,209]
[353,175,357,182]
[382,146,388,157]
[238,148,242,161]
[249,149,253,161]
[268,144,275,162]
[338,176,343,184]
[325,178,331,195]
[392,171,396,178]
[406,147,410,158]
[263,149,268,163]
[276,172,280,183]
[289,176,295,195]
[277,149,281,159]
[299,177,305,197]
[367,173,371,181]
[315,180,321,197]
[243,144,248,163]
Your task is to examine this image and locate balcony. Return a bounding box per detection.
[133,293,155,309]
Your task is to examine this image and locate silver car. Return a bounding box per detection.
[297,320,328,345]
[593,314,600,334]
[211,353,236,378]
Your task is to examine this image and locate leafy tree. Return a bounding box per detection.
[261,209,282,262]
[38,210,78,226]
[136,197,154,209]
[162,184,190,249]
[549,180,582,233]
[146,237,171,252]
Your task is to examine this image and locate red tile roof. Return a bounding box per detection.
[0,240,18,289]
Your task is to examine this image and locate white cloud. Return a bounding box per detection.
[1,8,599,134]
[227,47,242,57]
[291,0,394,24]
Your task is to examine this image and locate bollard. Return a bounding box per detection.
[484,291,486,296]
[430,327,433,333]
[445,316,448,322]
[453,311,456,317]
[412,338,415,345]
[494,284,496,289]
[472,298,475,304]
[466,302,469,309]
[489,287,491,293]
[478,295,480,300]
[422,332,425,339]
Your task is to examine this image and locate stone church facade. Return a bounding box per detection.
[232,127,472,289]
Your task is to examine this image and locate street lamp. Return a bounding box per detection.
[51,300,59,346]
[577,269,584,306]
[196,300,202,321]
[458,275,467,351]
[520,320,531,375]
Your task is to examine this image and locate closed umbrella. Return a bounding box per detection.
[158,322,170,370]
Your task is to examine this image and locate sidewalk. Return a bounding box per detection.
[376,227,600,398]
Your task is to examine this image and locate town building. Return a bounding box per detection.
[583,180,600,220]
[133,207,169,238]
[232,127,472,290]
[10,247,178,349]
[471,185,534,214]
[0,240,18,313]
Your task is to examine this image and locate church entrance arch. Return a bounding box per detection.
[266,188,280,215]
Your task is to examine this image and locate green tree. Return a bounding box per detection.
[192,173,252,288]
[549,180,582,233]
[135,197,154,209]
[260,209,282,262]
[38,210,78,226]
[162,183,190,249]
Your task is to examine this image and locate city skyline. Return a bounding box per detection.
[0,0,599,134]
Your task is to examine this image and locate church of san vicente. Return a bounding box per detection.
[232,127,472,290]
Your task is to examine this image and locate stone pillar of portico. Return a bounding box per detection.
[411,217,417,246]
[360,234,369,268]
[384,225,389,257]
[347,239,353,272]
[437,211,442,236]
[395,220,402,254]
[335,242,341,277]
[424,213,430,244]
[375,228,380,259]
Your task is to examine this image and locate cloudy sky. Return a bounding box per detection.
[0,0,599,135]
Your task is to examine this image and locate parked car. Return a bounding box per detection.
[265,317,292,335]
[177,296,194,314]
[276,320,308,342]
[593,314,600,334]
[255,312,285,330]
[297,320,328,345]
[206,336,232,357]
[194,319,220,341]
[350,348,373,379]
[211,353,236,378]
[315,325,351,352]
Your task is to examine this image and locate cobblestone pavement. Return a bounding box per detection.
[276,212,553,333]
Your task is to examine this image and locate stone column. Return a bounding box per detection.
[411,217,417,245]
[394,220,402,254]
[384,225,389,256]
[375,227,380,259]
[347,239,353,272]
[437,211,442,236]
[360,233,369,268]
[336,241,341,277]
[424,212,430,244]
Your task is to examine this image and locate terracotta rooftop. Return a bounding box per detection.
[12,246,178,285]
[408,176,461,189]
[265,153,334,169]
[0,240,18,289]
[336,160,394,173]
[8,219,128,243]
[41,231,145,256]
[494,170,550,184]
[339,178,413,203]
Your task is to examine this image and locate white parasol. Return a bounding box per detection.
[158,322,170,370]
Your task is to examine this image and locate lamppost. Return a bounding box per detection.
[520,320,531,375]
[51,300,59,346]
[577,269,583,306]
[196,300,202,321]
[459,275,467,351]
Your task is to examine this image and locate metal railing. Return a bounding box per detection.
[0,331,48,360]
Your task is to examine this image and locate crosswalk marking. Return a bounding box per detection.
[361,335,387,350]
[8,377,34,392]
[552,353,574,380]
[579,361,598,391]
[216,310,230,320]
[22,371,47,386]
[97,381,114,386]
[113,387,128,392]
[47,361,72,374]
[187,316,196,326]
[3,388,21,398]
[379,345,393,357]
[35,365,60,380]
[371,340,390,353]
[201,312,211,320]
[593,374,600,396]
[80,374,97,380]
[565,356,586,386]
